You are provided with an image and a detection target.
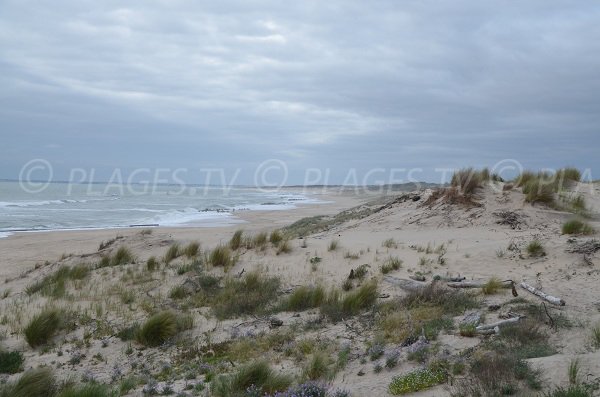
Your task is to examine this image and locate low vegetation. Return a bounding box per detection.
[320,280,378,322]
[0,350,24,374]
[389,366,447,395]
[164,243,181,263]
[211,360,292,397]
[209,245,235,267]
[24,308,67,348]
[380,256,402,274]
[183,241,200,258]
[0,367,57,397]
[527,240,546,257]
[283,285,326,311]
[26,264,90,297]
[136,310,192,347]
[212,271,280,319]
[229,229,244,250]
[562,219,594,235]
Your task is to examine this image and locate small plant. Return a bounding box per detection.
[302,352,332,380]
[309,256,322,264]
[136,311,179,347]
[389,367,446,395]
[562,219,594,235]
[496,249,505,258]
[527,240,546,257]
[146,256,158,271]
[385,351,400,368]
[284,285,325,311]
[451,168,485,195]
[183,241,200,258]
[169,286,187,300]
[349,264,369,280]
[381,256,402,274]
[382,238,398,249]
[592,324,600,349]
[111,246,134,266]
[213,271,280,319]
[276,239,292,255]
[164,243,181,263]
[211,360,291,397]
[524,179,555,205]
[24,308,65,348]
[459,323,477,337]
[328,240,339,251]
[0,367,57,397]
[482,277,504,295]
[0,350,24,374]
[58,383,114,397]
[251,232,269,249]
[209,245,234,267]
[229,229,244,250]
[568,359,580,385]
[367,342,385,361]
[269,230,283,246]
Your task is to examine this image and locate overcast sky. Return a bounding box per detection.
[1,1,599,184]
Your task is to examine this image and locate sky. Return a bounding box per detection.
[1,1,599,185]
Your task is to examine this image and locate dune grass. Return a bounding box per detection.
[269,230,283,246]
[164,243,181,263]
[527,240,546,257]
[276,239,292,255]
[0,367,57,397]
[183,241,200,258]
[211,360,292,397]
[26,264,90,297]
[451,168,488,195]
[209,245,235,267]
[146,256,158,271]
[136,311,189,347]
[562,219,594,235]
[380,256,402,274]
[320,280,378,322]
[327,240,339,251]
[57,383,115,397]
[24,308,66,348]
[229,229,244,250]
[213,271,280,319]
[302,352,334,381]
[283,285,326,311]
[482,277,504,295]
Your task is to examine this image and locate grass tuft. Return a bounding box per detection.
[136,311,180,347]
[229,230,244,250]
[0,350,24,374]
[164,243,181,263]
[211,360,292,397]
[183,241,200,258]
[24,308,66,348]
[0,367,57,397]
[209,245,235,267]
[562,219,594,235]
[213,271,280,319]
[283,285,326,311]
[527,240,546,257]
[482,277,504,295]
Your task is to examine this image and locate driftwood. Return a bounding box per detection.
[494,210,525,230]
[476,316,521,332]
[384,276,426,291]
[461,312,482,326]
[520,282,565,306]
[447,280,513,289]
[435,275,466,282]
[409,274,426,282]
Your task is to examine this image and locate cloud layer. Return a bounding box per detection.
[1,1,599,183]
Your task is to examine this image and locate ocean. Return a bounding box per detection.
[0,181,324,236]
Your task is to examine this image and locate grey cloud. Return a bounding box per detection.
[1,1,599,183]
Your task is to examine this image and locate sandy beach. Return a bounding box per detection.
[1,179,600,396]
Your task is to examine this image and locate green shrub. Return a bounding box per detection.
[562,219,594,235]
[229,230,244,250]
[24,308,65,347]
[209,245,234,267]
[213,271,280,319]
[389,367,446,395]
[57,383,114,397]
[211,360,291,397]
[0,367,57,397]
[164,243,181,263]
[0,350,24,374]
[183,241,200,258]
[136,311,179,347]
[526,240,546,257]
[284,285,326,311]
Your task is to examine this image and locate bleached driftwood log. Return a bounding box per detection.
[447,281,512,289]
[520,282,565,306]
[384,276,425,291]
[475,316,521,334]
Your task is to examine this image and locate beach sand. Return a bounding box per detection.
[1,183,599,396]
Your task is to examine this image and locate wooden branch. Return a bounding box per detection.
[383,276,426,291]
[476,316,521,331]
[447,280,512,289]
[520,282,565,306]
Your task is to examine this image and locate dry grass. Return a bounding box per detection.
[212,271,280,319]
[209,245,235,267]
